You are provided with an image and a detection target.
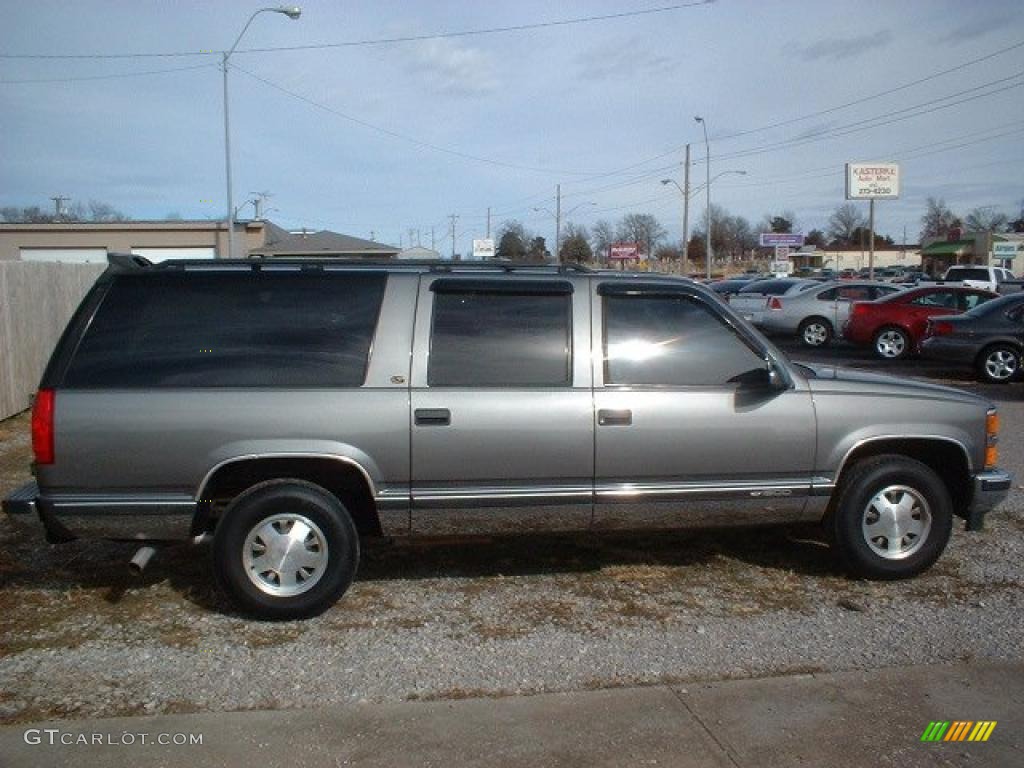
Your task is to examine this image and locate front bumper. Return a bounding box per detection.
[3,480,197,542]
[965,469,1013,531]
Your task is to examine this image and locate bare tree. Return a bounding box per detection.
[827,203,866,245]
[964,207,1009,233]
[616,213,667,258]
[696,204,756,260]
[87,200,129,222]
[591,219,615,261]
[920,197,960,240]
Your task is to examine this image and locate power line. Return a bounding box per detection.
[0,62,215,84]
[0,2,713,60]
[231,62,595,176]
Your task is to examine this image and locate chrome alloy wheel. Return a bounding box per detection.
[803,322,829,346]
[984,348,1019,381]
[875,329,906,358]
[861,485,932,560]
[242,513,328,597]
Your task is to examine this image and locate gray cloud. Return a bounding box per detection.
[576,36,676,82]
[409,38,499,97]
[796,30,894,62]
[939,14,1015,44]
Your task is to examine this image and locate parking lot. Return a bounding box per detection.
[1,342,1021,725]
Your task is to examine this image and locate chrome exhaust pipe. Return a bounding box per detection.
[129,546,156,575]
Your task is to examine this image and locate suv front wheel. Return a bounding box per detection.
[213,479,359,620]
[829,455,952,580]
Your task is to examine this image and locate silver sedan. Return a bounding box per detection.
[756,281,904,347]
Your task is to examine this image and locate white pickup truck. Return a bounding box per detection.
[943,265,1022,294]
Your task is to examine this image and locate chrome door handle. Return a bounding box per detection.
[598,409,632,426]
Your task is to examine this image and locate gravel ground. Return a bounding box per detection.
[1,352,1022,725]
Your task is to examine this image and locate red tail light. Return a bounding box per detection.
[767,297,783,310]
[930,321,954,336]
[850,302,869,317]
[32,388,55,465]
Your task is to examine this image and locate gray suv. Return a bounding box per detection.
[3,256,1012,619]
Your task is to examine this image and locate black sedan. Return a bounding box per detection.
[920,293,1024,382]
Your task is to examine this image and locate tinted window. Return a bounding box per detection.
[961,292,990,311]
[738,279,801,296]
[604,294,763,386]
[429,289,571,386]
[946,267,989,281]
[910,291,956,308]
[872,286,901,299]
[837,286,872,301]
[64,271,385,388]
[817,288,837,300]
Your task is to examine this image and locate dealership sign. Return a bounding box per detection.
[846,162,900,200]
[472,238,495,259]
[993,241,1022,258]
[609,243,642,260]
[758,233,804,247]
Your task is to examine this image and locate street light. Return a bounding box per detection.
[662,170,745,273]
[532,201,595,261]
[694,116,712,278]
[222,6,301,259]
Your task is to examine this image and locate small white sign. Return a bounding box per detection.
[770,260,793,276]
[846,162,900,200]
[472,238,495,259]
[993,241,1021,258]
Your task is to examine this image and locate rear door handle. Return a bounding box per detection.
[415,408,451,426]
[598,409,632,426]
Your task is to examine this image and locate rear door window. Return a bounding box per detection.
[63,271,386,388]
[428,281,572,387]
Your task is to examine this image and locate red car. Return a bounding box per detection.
[843,285,998,359]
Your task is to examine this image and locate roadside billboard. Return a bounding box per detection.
[758,233,804,247]
[846,163,900,200]
[609,243,642,260]
[472,239,495,259]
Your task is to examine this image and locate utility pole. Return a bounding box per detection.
[682,144,691,274]
[555,184,562,263]
[449,214,459,261]
[249,191,271,220]
[431,227,435,251]
[370,230,375,242]
[486,207,491,239]
[868,199,876,280]
[50,195,70,219]
[695,116,712,279]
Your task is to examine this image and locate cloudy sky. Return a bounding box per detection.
[1,0,1022,253]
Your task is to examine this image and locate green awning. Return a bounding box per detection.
[920,240,973,256]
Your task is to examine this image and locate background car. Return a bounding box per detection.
[920,293,1024,383]
[758,280,903,347]
[708,277,757,299]
[843,285,998,359]
[727,277,818,326]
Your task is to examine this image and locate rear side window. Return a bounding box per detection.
[63,271,386,388]
[603,294,763,387]
[428,286,572,387]
[947,268,988,281]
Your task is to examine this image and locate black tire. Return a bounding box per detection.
[975,343,1021,384]
[213,479,359,620]
[798,317,833,348]
[828,454,952,580]
[872,326,911,360]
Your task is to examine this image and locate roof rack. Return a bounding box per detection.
[106,252,152,271]
[106,255,595,275]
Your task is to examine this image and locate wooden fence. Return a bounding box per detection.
[0,261,106,420]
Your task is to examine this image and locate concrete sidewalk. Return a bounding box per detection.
[1,663,1021,767]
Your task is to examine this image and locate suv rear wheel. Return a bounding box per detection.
[213,479,359,620]
[829,455,952,580]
